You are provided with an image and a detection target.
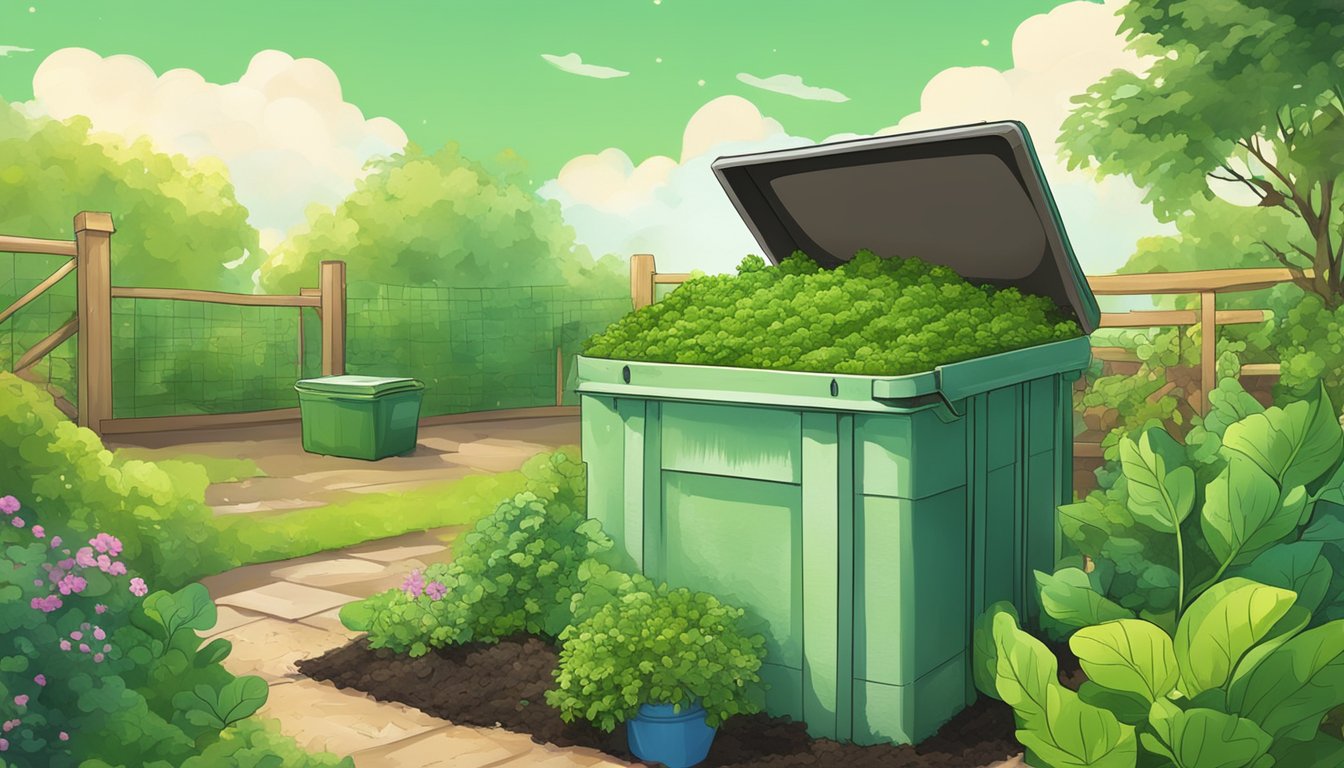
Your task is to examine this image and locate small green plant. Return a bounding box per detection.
[584,250,1080,376]
[343,450,616,655]
[1042,380,1344,635]
[546,585,768,733]
[978,579,1344,768]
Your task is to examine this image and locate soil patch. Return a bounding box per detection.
[300,635,1037,767]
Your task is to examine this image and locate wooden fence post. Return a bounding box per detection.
[1200,291,1216,417]
[320,261,346,376]
[631,253,656,310]
[75,212,115,432]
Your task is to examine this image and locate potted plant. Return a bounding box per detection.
[547,585,767,768]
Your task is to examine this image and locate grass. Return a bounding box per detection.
[206,454,555,571]
[113,448,266,483]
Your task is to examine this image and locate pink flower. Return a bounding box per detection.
[93,653,104,663]
[108,561,126,576]
[58,731,68,741]
[425,581,447,600]
[75,547,97,568]
[401,569,425,599]
[57,574,87,596]
[12,695,26,707]
[78,643,89,654]
[70,631,82,641]
[94,603,107,614]
[93,627,106,641]
[0,495,18,514]
[57,558,74,571]
[129,577,147,597]
[58,640,71,652]
[33,674,45,687]
[10,517,23,528]
[49,536,61,549]
[0,720,13,732]
[31,525,44,539]
[30,596,62,614]
[0,737,7,751]
[90,533,122,556]
[102,644,111,653]
[32,579,42,587]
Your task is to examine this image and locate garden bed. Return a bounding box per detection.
[299,634,1033,768]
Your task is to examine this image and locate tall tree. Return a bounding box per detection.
[0,100,262,292]
[259,143,623,294]
[1060,1,1344,305]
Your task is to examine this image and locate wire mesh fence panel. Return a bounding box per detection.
[110,298,304,418]
[0,252,79,406]
[345,282,628,417]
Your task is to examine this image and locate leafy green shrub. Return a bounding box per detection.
[583,250,1081,376]
[978,577,1344,768]
[1043,380,1344,635]
[345,449,617,655]
[1274,293,1344,408]
[0,493,349,767]
[0,373,229,589]
[546,585,767,732]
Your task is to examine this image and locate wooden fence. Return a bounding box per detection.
[628,253,1304,418]
[0,212,346,436]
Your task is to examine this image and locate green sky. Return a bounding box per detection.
[0,0,1073,179]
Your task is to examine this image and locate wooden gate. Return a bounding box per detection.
[0,212,346,435]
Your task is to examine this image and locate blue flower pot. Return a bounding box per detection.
[626,702,717,768]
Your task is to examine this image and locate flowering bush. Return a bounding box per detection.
[0,373,229,589]
[0,493,350,767]
[341,448,625,655]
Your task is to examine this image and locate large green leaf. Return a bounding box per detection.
[992,610,1057,726]
[1221,383,1343,491]
[171,676,269,731]
[1173,578,1296,697]
[140,583,218,643]
[1200,455,1295,567]
[973,602,1018,700]
[1228,621,1344,741]
[1070,619,1178,704]
[1233,541,1333,614]
[1121,429,1196,534]
[1077,681,1151,725]
[1140,699,1272,768]
[1268,734,1344,767]
[1016,685,1138,768]
[1035,568,1135,629]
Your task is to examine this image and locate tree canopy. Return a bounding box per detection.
[0,99,262,292]
[259,144,623,294]
[1060,1,1344,304]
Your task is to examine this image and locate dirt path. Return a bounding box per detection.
[106,416,580,514]
[199,527,634,768]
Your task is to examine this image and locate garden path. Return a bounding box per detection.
[106,415,581,514]
[199,526,636,768]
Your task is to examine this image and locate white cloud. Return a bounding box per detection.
[736,73,849,103]
[544,0,1171,306]
[0,46,34,57]
[541,53,629,80]
[22,48,408,234]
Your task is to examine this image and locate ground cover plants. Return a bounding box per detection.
[0,492,350,767]
[975,379,1344,767]
[583,250,1081,376]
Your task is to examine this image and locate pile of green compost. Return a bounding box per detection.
[583,250,1082,376]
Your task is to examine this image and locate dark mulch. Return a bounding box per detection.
[299,634,1050,767]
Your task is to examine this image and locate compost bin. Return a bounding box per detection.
[576,121,1099,746]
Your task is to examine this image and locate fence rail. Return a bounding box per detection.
[0,212,347,435]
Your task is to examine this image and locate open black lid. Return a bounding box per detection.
[711,121,1100,333]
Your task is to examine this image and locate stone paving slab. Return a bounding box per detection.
[205,605,266,638]
[298,607,363,639]
[216,617,347,683]
[262,679,446,758]
[270,557,391,589]
[216,581,354,620]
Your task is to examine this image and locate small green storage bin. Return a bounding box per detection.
[578,121,1100,746]
[294,375,425,460]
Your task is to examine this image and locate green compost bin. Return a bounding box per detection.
[295,375,425,460]
[576,121,1100,747]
